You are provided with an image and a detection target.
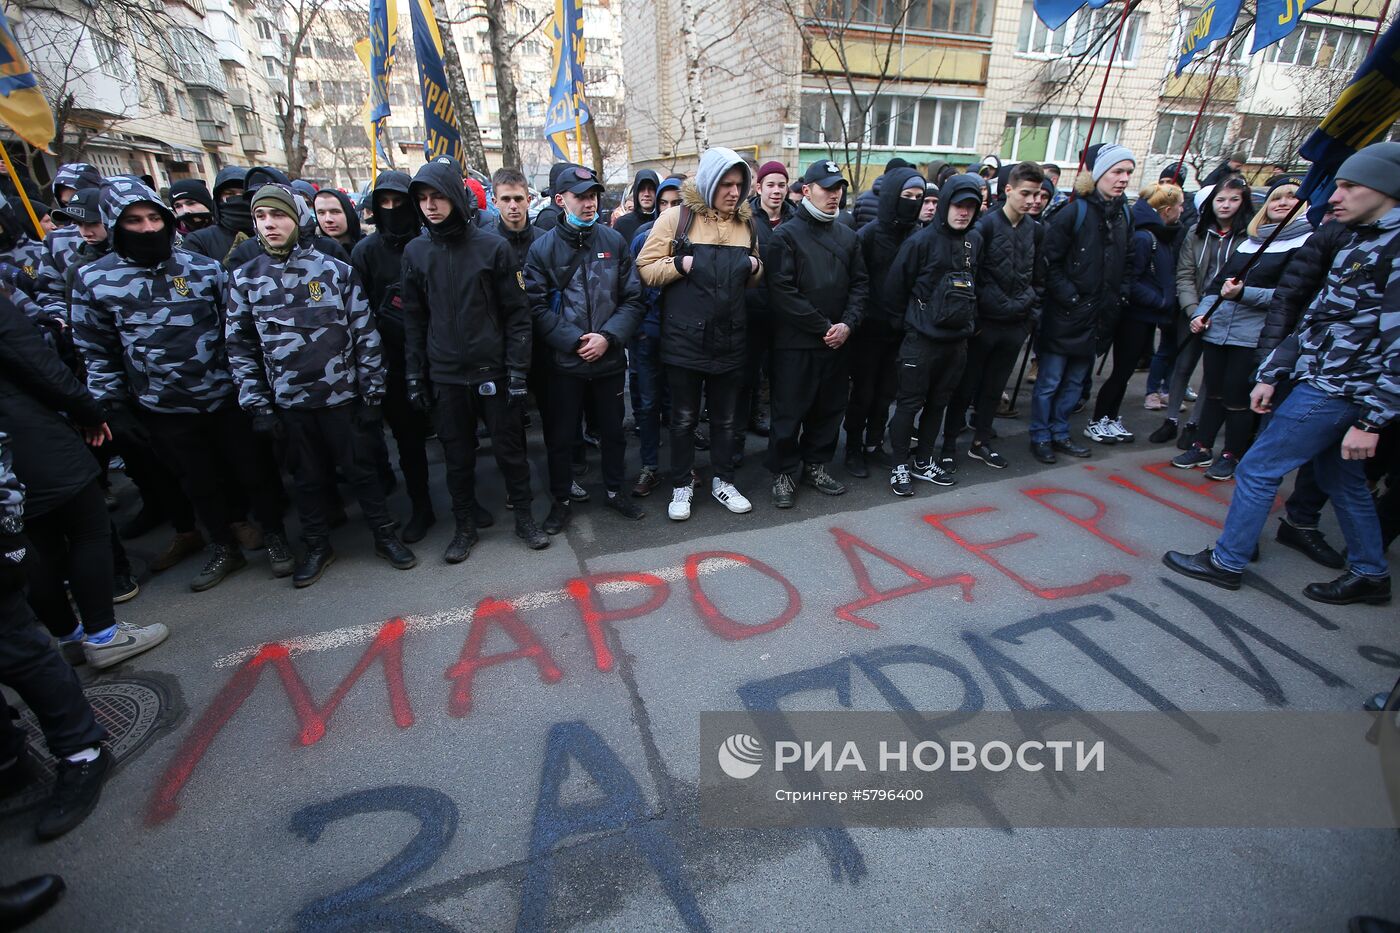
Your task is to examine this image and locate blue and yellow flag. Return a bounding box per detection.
[1251,0,1324,54]
[1032,0,1114,32]
[0,16,54,149]
[408,0,464,166]
[1176,0,1243,75]
[356,0,397,175]
[545,0,591,161]
[1295,18,1400,223]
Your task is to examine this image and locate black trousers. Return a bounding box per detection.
[843,323,901,451]
[667,366,742,487]
[382,372,432,510]
[433,382,533,519]
[945,320,1028,448]
[142,407,286,546]
[0,587,106,763]
[765,347,850,476]
[545,369,627,500]
[1093,316,1158,421]
[888,334,967,468]
[1196,342,1258,456]
[24,479,114,639]
[111,432,197,533]
[734,312,772,434]
[282,404,392,541]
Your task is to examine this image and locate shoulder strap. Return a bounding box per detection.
[668,206,694,257]
[1071,199,1087,236]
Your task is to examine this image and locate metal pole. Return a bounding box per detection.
[1076,0,1134,174]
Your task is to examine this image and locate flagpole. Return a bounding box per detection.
[573,110,584,164]
[1076,0,1135,174]
[1171,43,1229,185]
[0,143,44,239]
[1369,0,1394,52]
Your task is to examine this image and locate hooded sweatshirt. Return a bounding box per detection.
[400,161,532,387]
[614,169,661,242]
[636,147,763,372]
[351,170,416,371]
[184,165,253,262]
[533,162,572,231]
[315,188,364,247]
[857,166,924,332]
[50,163,103,203]
[886,173,984,342]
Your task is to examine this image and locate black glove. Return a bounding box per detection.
[102,402,151,448]
[0,530,30,593]
[507,376,529,407]
[407,378,430,413]
[354,401,384,430]
[250,408,286,443]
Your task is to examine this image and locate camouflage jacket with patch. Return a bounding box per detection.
[33,225,86,319]
[0,430,23,524]
[225,243,384,411]
[1259,207,1400,428]
[71,247,237,413]
[0,236,48,321]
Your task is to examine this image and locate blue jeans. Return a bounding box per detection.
[1030,352,1093,444]
[1147,322,1177,395]
[1213,382,1388,577]
[628,328,664,470]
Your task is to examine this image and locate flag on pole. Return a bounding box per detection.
[1176,0,1243,75]
[1251,0,1325,54]
[408,0,464,166]
[1294,18,1400,224]
[0,15,55,150]
[355,4,396,174]
[544,0,591,161]
[1032,0,1114,32]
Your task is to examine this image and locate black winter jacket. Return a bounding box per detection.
[767,207,868,351]
[852,180,881,230]
[401,162,532,387]
[481,216,542,269]
[974,205,1042,326]
[857,167,924,333]
[1039,190,1132,357]
[613,170,661,243]
[0,295,102,517]
[523,221,643,377]
[886,174,984,342]
[1256,219,1350,356]
[743,193,792,321]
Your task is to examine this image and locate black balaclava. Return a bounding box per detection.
[114,218,175,266]
[218,195,253,235]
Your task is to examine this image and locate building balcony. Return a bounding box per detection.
[197,119,233,146]
[1162,73,1241,104]
[228,86,253,109]
[802,29,989,85]
[241,132,266,154]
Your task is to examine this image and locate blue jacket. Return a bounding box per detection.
[1127,198,1179,325]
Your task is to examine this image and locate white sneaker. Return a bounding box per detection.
[1108,417,1135,443]
[668,485,693,521]
[711,478,753,514]
[83,621,170,670]
[1185,385,1198,401]
[1084,417,1119,445]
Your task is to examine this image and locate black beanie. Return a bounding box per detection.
[170,178,214,213]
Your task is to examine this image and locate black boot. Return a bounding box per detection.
[473,500,495,528]
[543,500,572,535]
[373,524,417,570]
[0,874,65,927]
[36,746,112,840]
[443,520,479,564]
[844,447,869,479]
[1303,571,1391,606]
[402,505,436,544]
[515,512,550,550]
[189,543,248,592]
[293,538,335,588]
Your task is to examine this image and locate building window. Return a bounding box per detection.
[1000,113,1122,163]
[800,91,980,151]
[812,0,991,35]
[1152,114,1231,158]
[256,18,274,40]
[1016,1,1143,64]
[264,57,280,78]
[151,80,172,114]
[175,89,193,120]
[1237,116,1313,164]
[1270,24,1366,70]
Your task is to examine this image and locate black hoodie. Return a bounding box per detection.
[532,162,572,231]
[857,167,924,331]
[613,169,660,242]
[184,166,252,261]
[351,170,416,371]
[316,188,364,246]
[886,173,984,342]
[401,161,532,387]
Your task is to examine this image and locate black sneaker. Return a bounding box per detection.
[604,493,645,521]
[543,500,572,535]
[36,746,112,841]
[772,473,796,509]
[372,524,417,570]
[968,443,1008,469]
[443,522,479,563]
[843,448,869,479]
[264,532,295,577]
[911,458,956,487]
[1204,452,1237,481]
[515,513,551,550]
[937,452,958,474]
[889,465,914,497]
[1172,443,1213,470]
[190,544,247,592]
[802,463,846,495]
[112,573,139,604]
[1176,422,1198,451]
[1149,418,1179,444]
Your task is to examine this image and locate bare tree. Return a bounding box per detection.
[430,2,488,170]
[266,0,335,178]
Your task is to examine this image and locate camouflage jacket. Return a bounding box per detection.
[33,225,86,319]
[1259,206,1400,428]
[0,236,48,321]
[225,243,385,410]
[0,430,23,524]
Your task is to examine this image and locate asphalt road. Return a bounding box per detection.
[3,386,1398,932]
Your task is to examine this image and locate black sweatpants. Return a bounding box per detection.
[1195,342,1258,456]
[888,333,967,468]
[112,432,197,533]
[0,587,106,763]
[1093,316,1158,422]
[281,403,392,541]
[667,366,742,487]
[433,382,533,520]
[843,323,901,452]
[765,347,850,477]
[545,369,627,501]
[382,372,432,510]
[945,320,1028,449]
[734,313,772,435]
[142,407,286,546]
[24,479,114,639]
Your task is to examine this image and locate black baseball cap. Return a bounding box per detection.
[802,159,847,189]
[54,187,102,224]
[556,164,605,195]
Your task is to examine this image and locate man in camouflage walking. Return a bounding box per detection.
[225,183,416,586]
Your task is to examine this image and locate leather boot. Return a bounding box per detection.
[293,538,335,588]
[0,875,65,927]
[402,505,436,544]
[373,524,417,570]
[515,512,550,550]
[443,520,479,564]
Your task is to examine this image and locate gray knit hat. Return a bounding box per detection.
[1092,144,1136,182]
[1334,142,1400,200]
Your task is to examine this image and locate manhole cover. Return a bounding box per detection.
[2,676,172,818]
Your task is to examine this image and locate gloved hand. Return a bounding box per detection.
[0,530,30,593]
[354,401,384,430]
[407,378,430,413]
[507,376,529,407]
[250,407,286,443]
[102,402,151,448]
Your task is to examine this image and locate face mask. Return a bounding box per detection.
[257,221,299,259]
[218,196,254,234]
[376,202,419,240]
[180,212,214,232]
[565,211,597,229]
[114,227,173,266]
[895,197,922,225]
